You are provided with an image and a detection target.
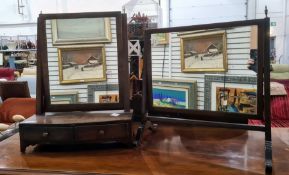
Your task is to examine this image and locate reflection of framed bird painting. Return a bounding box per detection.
[216,87,257,114]
[204,75,257,114]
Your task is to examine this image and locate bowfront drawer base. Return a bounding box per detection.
[19,114,132,153]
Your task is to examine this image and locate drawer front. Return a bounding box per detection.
[20,126,47,142]
[75,123,129,142]
[47,127,74,143]
[20,126,73,143]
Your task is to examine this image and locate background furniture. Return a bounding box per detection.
[270,64,289,120]
[0,98,36,124]
[271,64,289,80]
[0,81,35,125]
[0,81,30,101]
[0,68,15,81]
[17,67,36,97]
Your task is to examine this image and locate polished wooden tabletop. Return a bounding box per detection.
[0,123,288,175]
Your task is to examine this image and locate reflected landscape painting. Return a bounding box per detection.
[58,46,106,84]
[152,85,188,109]
[180,31,227,72]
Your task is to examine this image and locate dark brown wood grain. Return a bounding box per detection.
[0,124,288,175]
[36,14,44,115]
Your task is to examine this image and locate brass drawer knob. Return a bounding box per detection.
[42,132,49,137]
[98,130,105,135]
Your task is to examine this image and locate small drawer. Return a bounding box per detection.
[20,126,73,143]
[47,127,74,143]
[75,123,129,142]
[20,126,48,142]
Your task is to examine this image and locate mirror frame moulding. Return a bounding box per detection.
[143,18,269,122]
[36,11,130,114]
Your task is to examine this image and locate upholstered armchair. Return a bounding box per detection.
[271,64,289,80]
[0,68,15,81]
[0,81,36,124]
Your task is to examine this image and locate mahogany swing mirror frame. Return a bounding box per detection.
[18,12,135,153]
[36,11,130,114]
[144,18,272,173]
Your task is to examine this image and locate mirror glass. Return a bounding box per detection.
[45,17,119,104]
[151,25,258,114]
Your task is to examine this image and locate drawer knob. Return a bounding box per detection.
[98,130,105,135]
[42,132,49,137]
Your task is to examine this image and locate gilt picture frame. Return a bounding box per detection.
[152,33,169,45]
[51,17,111,45]
[58,45,106,84]
[180,31,227,72]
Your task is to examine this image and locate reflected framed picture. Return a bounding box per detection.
[58,45,106,84]
[152,33,169,45]
[87,84,119,103]
[52,18,111,45]
[180,31,227,72]
[99,94,119,103]
[152,84,191,109]
[50,91,78,104]
[204,75,257,114]
[216,87,257,114]
[152,79,197,109]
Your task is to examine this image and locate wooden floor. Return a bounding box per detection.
[0,123,289,175]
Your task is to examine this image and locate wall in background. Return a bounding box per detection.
[0,0,288,64]
[165,0,289,64]
[254,0,289,64]
[168,0,247,27]
[0,0,130,36]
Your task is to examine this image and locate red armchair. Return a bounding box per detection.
[0,98,36,124]
[0,68,15,81]
[0,81,36,124]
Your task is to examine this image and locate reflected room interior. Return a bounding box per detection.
[45,17,120,105]
[150,25,258,115]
